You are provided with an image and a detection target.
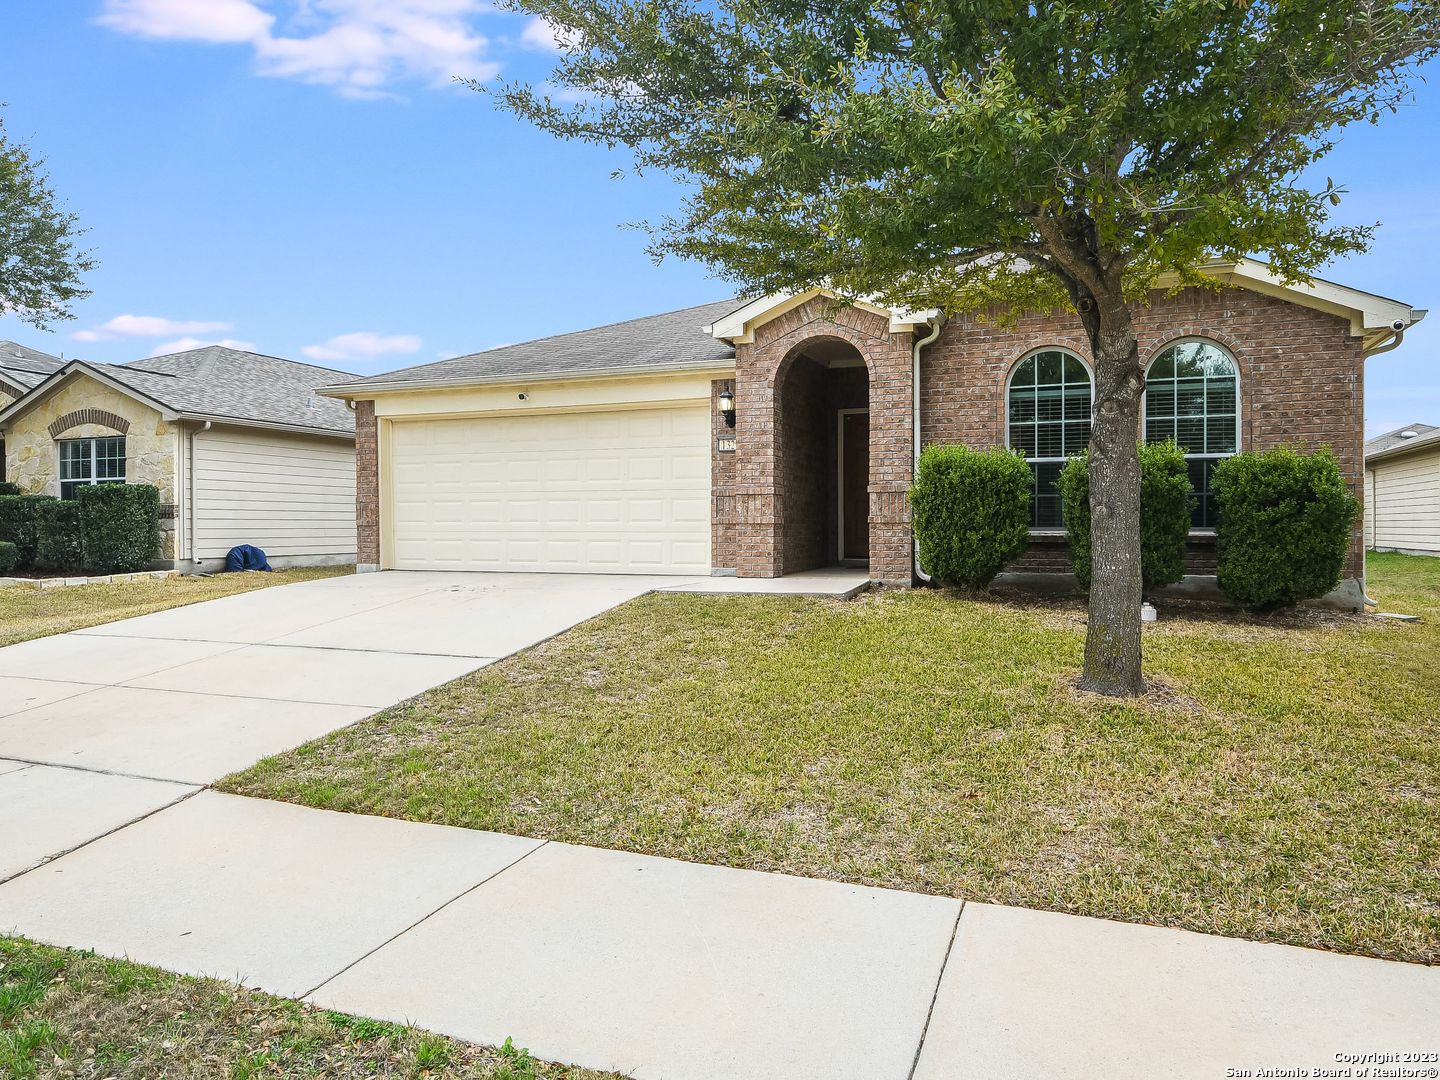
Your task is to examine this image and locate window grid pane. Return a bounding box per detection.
[1008,350,1092,528]
[57,437,126,498]
[1145,342,1237,529]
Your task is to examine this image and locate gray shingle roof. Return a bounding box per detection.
[1366,422,1439,457]
[2,345,356,437]
[326,299,741,393]
[112,346,356,434]
[0,341,66,392]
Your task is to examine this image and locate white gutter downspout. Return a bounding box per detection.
[912,316,945,583]
[187,421,211,568]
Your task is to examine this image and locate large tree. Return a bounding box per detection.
[0,109,94,330]
[489,0,1439,695]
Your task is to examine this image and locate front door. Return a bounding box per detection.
[840,410,869,562]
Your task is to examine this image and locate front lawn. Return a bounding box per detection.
[0,936,615,1079]
[224,553,1440,963]
[0,566,352,648]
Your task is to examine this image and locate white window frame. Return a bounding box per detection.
[1140,338,1241,533]
[58,435,126,501]
[1005,347,1095,532]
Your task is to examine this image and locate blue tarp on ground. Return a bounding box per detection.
[224,544,272,572]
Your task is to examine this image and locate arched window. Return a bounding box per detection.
[1007,349,1092,528]
[1144,340,1238,529]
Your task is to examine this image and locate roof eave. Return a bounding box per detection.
[316,358,739,399]
[1366,429,1440,465]
[176,412,356,441]
[0,362,179,429]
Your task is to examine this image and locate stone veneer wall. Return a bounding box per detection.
[3,376,180,559]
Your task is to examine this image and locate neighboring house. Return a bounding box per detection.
[1,341,67,481]
[0,345,358,571]
[319,258,1422,606]
[1366,423,1440,556]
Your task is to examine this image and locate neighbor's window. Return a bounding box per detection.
[1144,340,1239,529]
[59,436,126,500]
[1007,349,1093,528]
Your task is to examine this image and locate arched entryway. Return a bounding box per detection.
[773,336,871,574]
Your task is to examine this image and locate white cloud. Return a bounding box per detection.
[98,0,274,43]
[149,336,258,355]
[301,331,422,361]
[74,314,236,342]
[98,0,501,97]
[520,16,579,52]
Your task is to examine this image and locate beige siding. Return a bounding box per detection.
[191,426,356,560]
[1367,445,1440,554]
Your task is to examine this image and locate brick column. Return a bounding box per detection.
[354,400,379,572]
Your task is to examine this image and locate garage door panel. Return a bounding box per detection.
[389,407,711,574]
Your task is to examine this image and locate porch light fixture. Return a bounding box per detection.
[718,387,736,428]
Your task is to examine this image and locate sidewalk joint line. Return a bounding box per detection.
[0,754,202,786]
[77,632,500,662]
[0,786,201,889]
[299,839,552,1001]
[906,899,965,1080]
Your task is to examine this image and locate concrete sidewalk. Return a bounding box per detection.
[0,788,1435,1080]
[0,571,1436,1078]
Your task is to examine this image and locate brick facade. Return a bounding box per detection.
[714,296,916,585]
[714,284,1367,585]
[355,399,379,569]
[351,284,1367,587]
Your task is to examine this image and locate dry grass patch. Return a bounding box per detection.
[0,937,617,1079]
[0,566,352,648]
[224,554,1440,963]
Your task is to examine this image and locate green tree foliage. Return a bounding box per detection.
[1059,442,1193,594]
[1212,447,1359,609]
[910,445,1031,588]
[1,108,94,328]
[492,0,1437,692]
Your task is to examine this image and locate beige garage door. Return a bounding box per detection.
[388,407,711,573]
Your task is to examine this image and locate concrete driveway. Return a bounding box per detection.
[0,571,672,882]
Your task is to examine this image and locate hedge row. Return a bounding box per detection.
[909,444,1357,609]
[0,485,163,575]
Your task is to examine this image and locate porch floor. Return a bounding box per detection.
[659,568,872,598]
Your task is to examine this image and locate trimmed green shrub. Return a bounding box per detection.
[910,444,1032,588]
[1211,447,1359,609]
[0,494,57,571]
[0,540,17,574]
[1058,441,1194,594]
[0,482,21,497]
[77,483,163,573]
[35,500,85,572]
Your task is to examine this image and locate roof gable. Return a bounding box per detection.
[705,260,1422,352]
[0,347,356,437]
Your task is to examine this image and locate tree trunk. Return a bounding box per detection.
[1077,288,1146,696]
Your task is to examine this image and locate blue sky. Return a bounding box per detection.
[1,1,1435,436]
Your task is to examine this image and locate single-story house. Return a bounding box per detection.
[1366,422,1440,556]
[0,344,358,571]
[319,258,1421,606]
